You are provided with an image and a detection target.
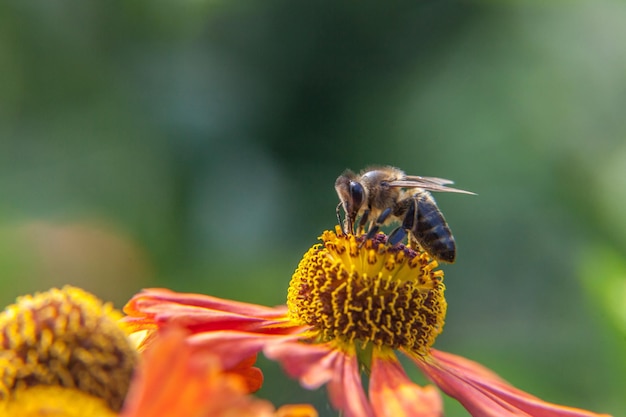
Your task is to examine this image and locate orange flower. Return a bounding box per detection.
[122,327,316,417]
[0,286,315,417]
[124,228,612,417]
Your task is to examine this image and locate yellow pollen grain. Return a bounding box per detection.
[288,230,447,355]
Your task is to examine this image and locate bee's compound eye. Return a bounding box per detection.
[349,181,364,208]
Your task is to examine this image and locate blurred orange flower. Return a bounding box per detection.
[0,286,315,417]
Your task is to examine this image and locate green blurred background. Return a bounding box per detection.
[1,1,625,415]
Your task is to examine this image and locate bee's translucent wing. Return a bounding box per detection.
[404,175,454,184]
[388,176,475,195]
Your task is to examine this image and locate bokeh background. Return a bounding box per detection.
[1,1,625,415]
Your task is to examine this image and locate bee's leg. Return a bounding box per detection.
[336,202,345,233]
[364,207,392,241]
[387,197,418,247]
[407,233,424,251]
[402,198,419,249]
[357,209,370,235]
[387,226,406,245]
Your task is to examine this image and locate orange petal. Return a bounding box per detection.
[232,354,264,392]
[266,342,374,417]
[233,365,264,393]
[120,328,274,417]
[370,354,443,417]
[275,404,319,417]
[412,349,612,417]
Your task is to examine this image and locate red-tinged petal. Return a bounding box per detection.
[327,351,376,417]
[265,342,374,417]
[121,328,275,417]
[123,288,293,335]
[370,354,442,417]
[126,288,288,317]
[264,341,344,389]
[188,330,302,370]
[236,352,260,369]
[412,349,612,417]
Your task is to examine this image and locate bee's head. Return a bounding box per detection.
[335,170,365,233]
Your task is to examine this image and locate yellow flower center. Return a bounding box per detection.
[0,286,137,412]
[287,227,446,355]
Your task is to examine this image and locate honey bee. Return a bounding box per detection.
[334,165,474,263]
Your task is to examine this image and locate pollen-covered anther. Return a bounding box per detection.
[0,286,138,412]
[287,228,447,354]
